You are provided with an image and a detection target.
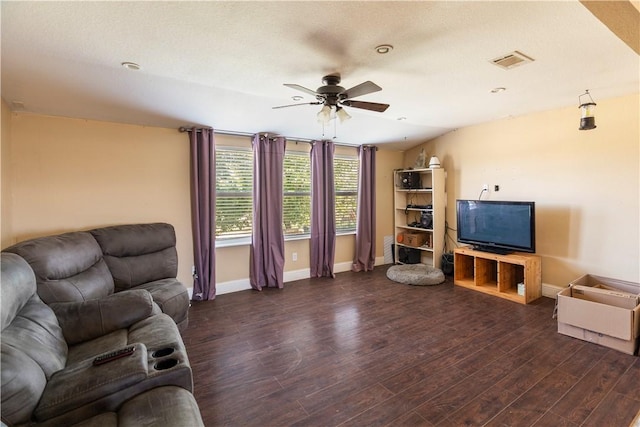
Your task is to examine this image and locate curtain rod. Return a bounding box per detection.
[178,126,376,149]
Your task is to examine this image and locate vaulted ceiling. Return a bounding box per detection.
[2,1,638,150]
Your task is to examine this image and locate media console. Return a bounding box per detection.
[453,246,542,304]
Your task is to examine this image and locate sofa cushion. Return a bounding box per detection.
[1,344,48,425]
[117,386,204,427]
[1,253,68,426]
[50,290,157,345]
[4,232,114,303]
[1,252,37,330]
[90,223,178,291]
[34,343,149,422]
[134,279,189,325]
[55,387,204,427]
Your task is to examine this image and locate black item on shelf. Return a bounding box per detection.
[400,172,421,189]
[399,247,421,264]
[420,212,433,229]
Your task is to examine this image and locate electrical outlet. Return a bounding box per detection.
[292,252,298,261]
[482,184,489,191]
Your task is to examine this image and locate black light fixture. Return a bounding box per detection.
[578,90,597,130]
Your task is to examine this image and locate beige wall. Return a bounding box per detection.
[375,148,404,258]
[3,113,194,287]
[1,100,14,248]
[405,93,640,285]
[2,114,404,293]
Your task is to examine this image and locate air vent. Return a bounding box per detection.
[491,51,535,70]
[11,101,25,111]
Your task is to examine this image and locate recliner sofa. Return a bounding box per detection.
[4,223,190,330]
[0,252,203,426]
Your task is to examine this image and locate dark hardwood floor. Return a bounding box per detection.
[182,267,640,426]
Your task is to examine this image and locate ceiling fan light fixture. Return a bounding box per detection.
[317,105,332,124]
[336,107,351,123]
[375,44,394,54]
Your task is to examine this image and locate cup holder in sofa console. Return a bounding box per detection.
[152,347,175,358]
[154,358,179,371]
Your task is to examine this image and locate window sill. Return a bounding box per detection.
[215,231,355,249]
[215,237,251,248]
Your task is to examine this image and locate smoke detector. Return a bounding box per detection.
[490,51,534,70]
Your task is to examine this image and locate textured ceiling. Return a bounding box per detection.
[2,1,638,150]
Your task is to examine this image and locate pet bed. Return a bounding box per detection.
[386,264,445,286]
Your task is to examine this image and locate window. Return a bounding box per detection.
[283,150,311,237]
[215,147,253,240]
[214,144,358,243]
[334,155,359,233]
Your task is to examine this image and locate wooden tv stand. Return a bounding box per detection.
[453,247,542,304]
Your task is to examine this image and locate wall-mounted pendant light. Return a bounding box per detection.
[578,90,597,130]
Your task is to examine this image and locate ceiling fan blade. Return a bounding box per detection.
[283,83,318,97]
[342,100,389,113]
[341,81,382,100]
[272,102,321,109]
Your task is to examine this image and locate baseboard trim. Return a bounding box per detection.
[334,261,353,274]
[284,267,312,282]
[216,258,389,295]
[542,282,565,299]
[216,278,252,295]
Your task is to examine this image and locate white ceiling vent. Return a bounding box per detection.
[491,51,535,70]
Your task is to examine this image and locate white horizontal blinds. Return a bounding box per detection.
[334,155,358,233]
[283,150,311,237]
[215,146,357,240]
[215,147,253,239]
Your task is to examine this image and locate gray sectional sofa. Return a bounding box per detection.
[4,223,190,330]
[1,224,202,426]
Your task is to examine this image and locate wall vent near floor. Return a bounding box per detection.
[383,235,394,264]
[490,50,535,70]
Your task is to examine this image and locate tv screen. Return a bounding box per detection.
[456,200,536,254]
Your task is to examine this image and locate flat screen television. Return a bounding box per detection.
[456,200,536,254]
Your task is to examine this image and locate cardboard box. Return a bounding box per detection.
[557,275,640,355]
[404,232,426,247]
[571,284,638,309]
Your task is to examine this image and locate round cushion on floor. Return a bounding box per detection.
[386,264,445,286]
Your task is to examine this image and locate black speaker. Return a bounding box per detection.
[399,247,421,264]
[401,172,421,189]
[420,211,433,229]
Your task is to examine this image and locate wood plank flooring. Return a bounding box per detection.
[182,267,640,426]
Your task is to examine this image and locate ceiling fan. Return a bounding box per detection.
[273,74,390,123]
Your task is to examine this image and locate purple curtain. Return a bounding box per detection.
[250,134,286,290]
[310,140,336,278]
[352,146,376,272]
[188,128,216,300]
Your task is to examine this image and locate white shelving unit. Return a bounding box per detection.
[393,168,446,268]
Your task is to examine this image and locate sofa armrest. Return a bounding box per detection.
[34,343,148,422]
[50,290,155,345]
